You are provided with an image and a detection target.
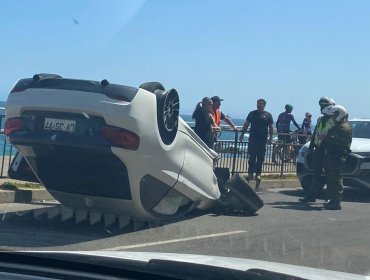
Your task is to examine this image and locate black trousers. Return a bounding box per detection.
[305,150,325,199]
[247,142,267,175]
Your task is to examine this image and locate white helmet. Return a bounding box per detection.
[305,112,312,117]
[319,97,336,114]
[319,97,336,107]
[322,105,348,121]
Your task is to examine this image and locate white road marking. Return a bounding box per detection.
[327,218,337,221]
[104,230,246,251]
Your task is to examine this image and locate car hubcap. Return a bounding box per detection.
[163,90,179,132]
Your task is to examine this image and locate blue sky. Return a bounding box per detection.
[1,0,370,122]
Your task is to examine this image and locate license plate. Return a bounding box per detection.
[44,118,76,133]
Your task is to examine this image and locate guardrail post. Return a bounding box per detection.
[280,154,284,178]
[1,137,6,177]
[231,130,238,176]
[280,137,286,178]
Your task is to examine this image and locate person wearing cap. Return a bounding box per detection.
[275,104,300,161]
[298,112,313,145]
[210,96,237,131]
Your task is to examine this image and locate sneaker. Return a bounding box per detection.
[255,176,261,190]
[299,197,316,203]
[324,201,341,210]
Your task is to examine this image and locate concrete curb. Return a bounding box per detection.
[0,190,16,203]
[0,188,55,204]
[258,179,300,189]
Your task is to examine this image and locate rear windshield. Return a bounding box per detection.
[11,78,138,102]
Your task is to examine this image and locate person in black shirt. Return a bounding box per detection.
[239,99,274,181]
[192,97,220,148]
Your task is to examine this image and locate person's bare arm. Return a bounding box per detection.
[268,123,274,144]
[292,116,300,130]
[223,117,237,131]
[239,120,250,141]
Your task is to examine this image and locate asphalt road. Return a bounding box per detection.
[0,186,369,276]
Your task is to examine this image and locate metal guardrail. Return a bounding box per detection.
[0,114,17,178]
[214,129,306,177]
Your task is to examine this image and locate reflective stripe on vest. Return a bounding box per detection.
[314,117,335,147]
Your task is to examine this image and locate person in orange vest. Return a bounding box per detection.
[211,96,238,131]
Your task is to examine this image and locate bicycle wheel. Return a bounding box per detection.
[272,145,284,164]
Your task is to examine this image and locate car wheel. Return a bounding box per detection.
[157,89,179,145]
[223,174,264,213]
[139,82,165,94]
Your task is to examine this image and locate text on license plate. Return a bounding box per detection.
[44,118,76,132]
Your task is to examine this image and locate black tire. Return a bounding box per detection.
[139,82,165,94]
[157,89,180,145]
[214,168,230,194]
[224,174,264,213]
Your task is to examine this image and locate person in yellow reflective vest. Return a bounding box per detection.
[300,97,336,203]
[320,105,352,210]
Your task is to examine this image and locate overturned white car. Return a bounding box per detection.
[5,74,263,221]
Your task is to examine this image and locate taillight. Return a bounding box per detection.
[5,117,26,136]
[100,126,140,150]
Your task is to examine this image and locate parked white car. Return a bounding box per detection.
[296,118,370,190]
[5,74,263,221]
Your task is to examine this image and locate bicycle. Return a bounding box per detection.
[272,131,301,164]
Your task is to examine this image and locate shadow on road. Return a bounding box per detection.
[277,187,370,203]
[208,210,259,218]
[265,201,324,211]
